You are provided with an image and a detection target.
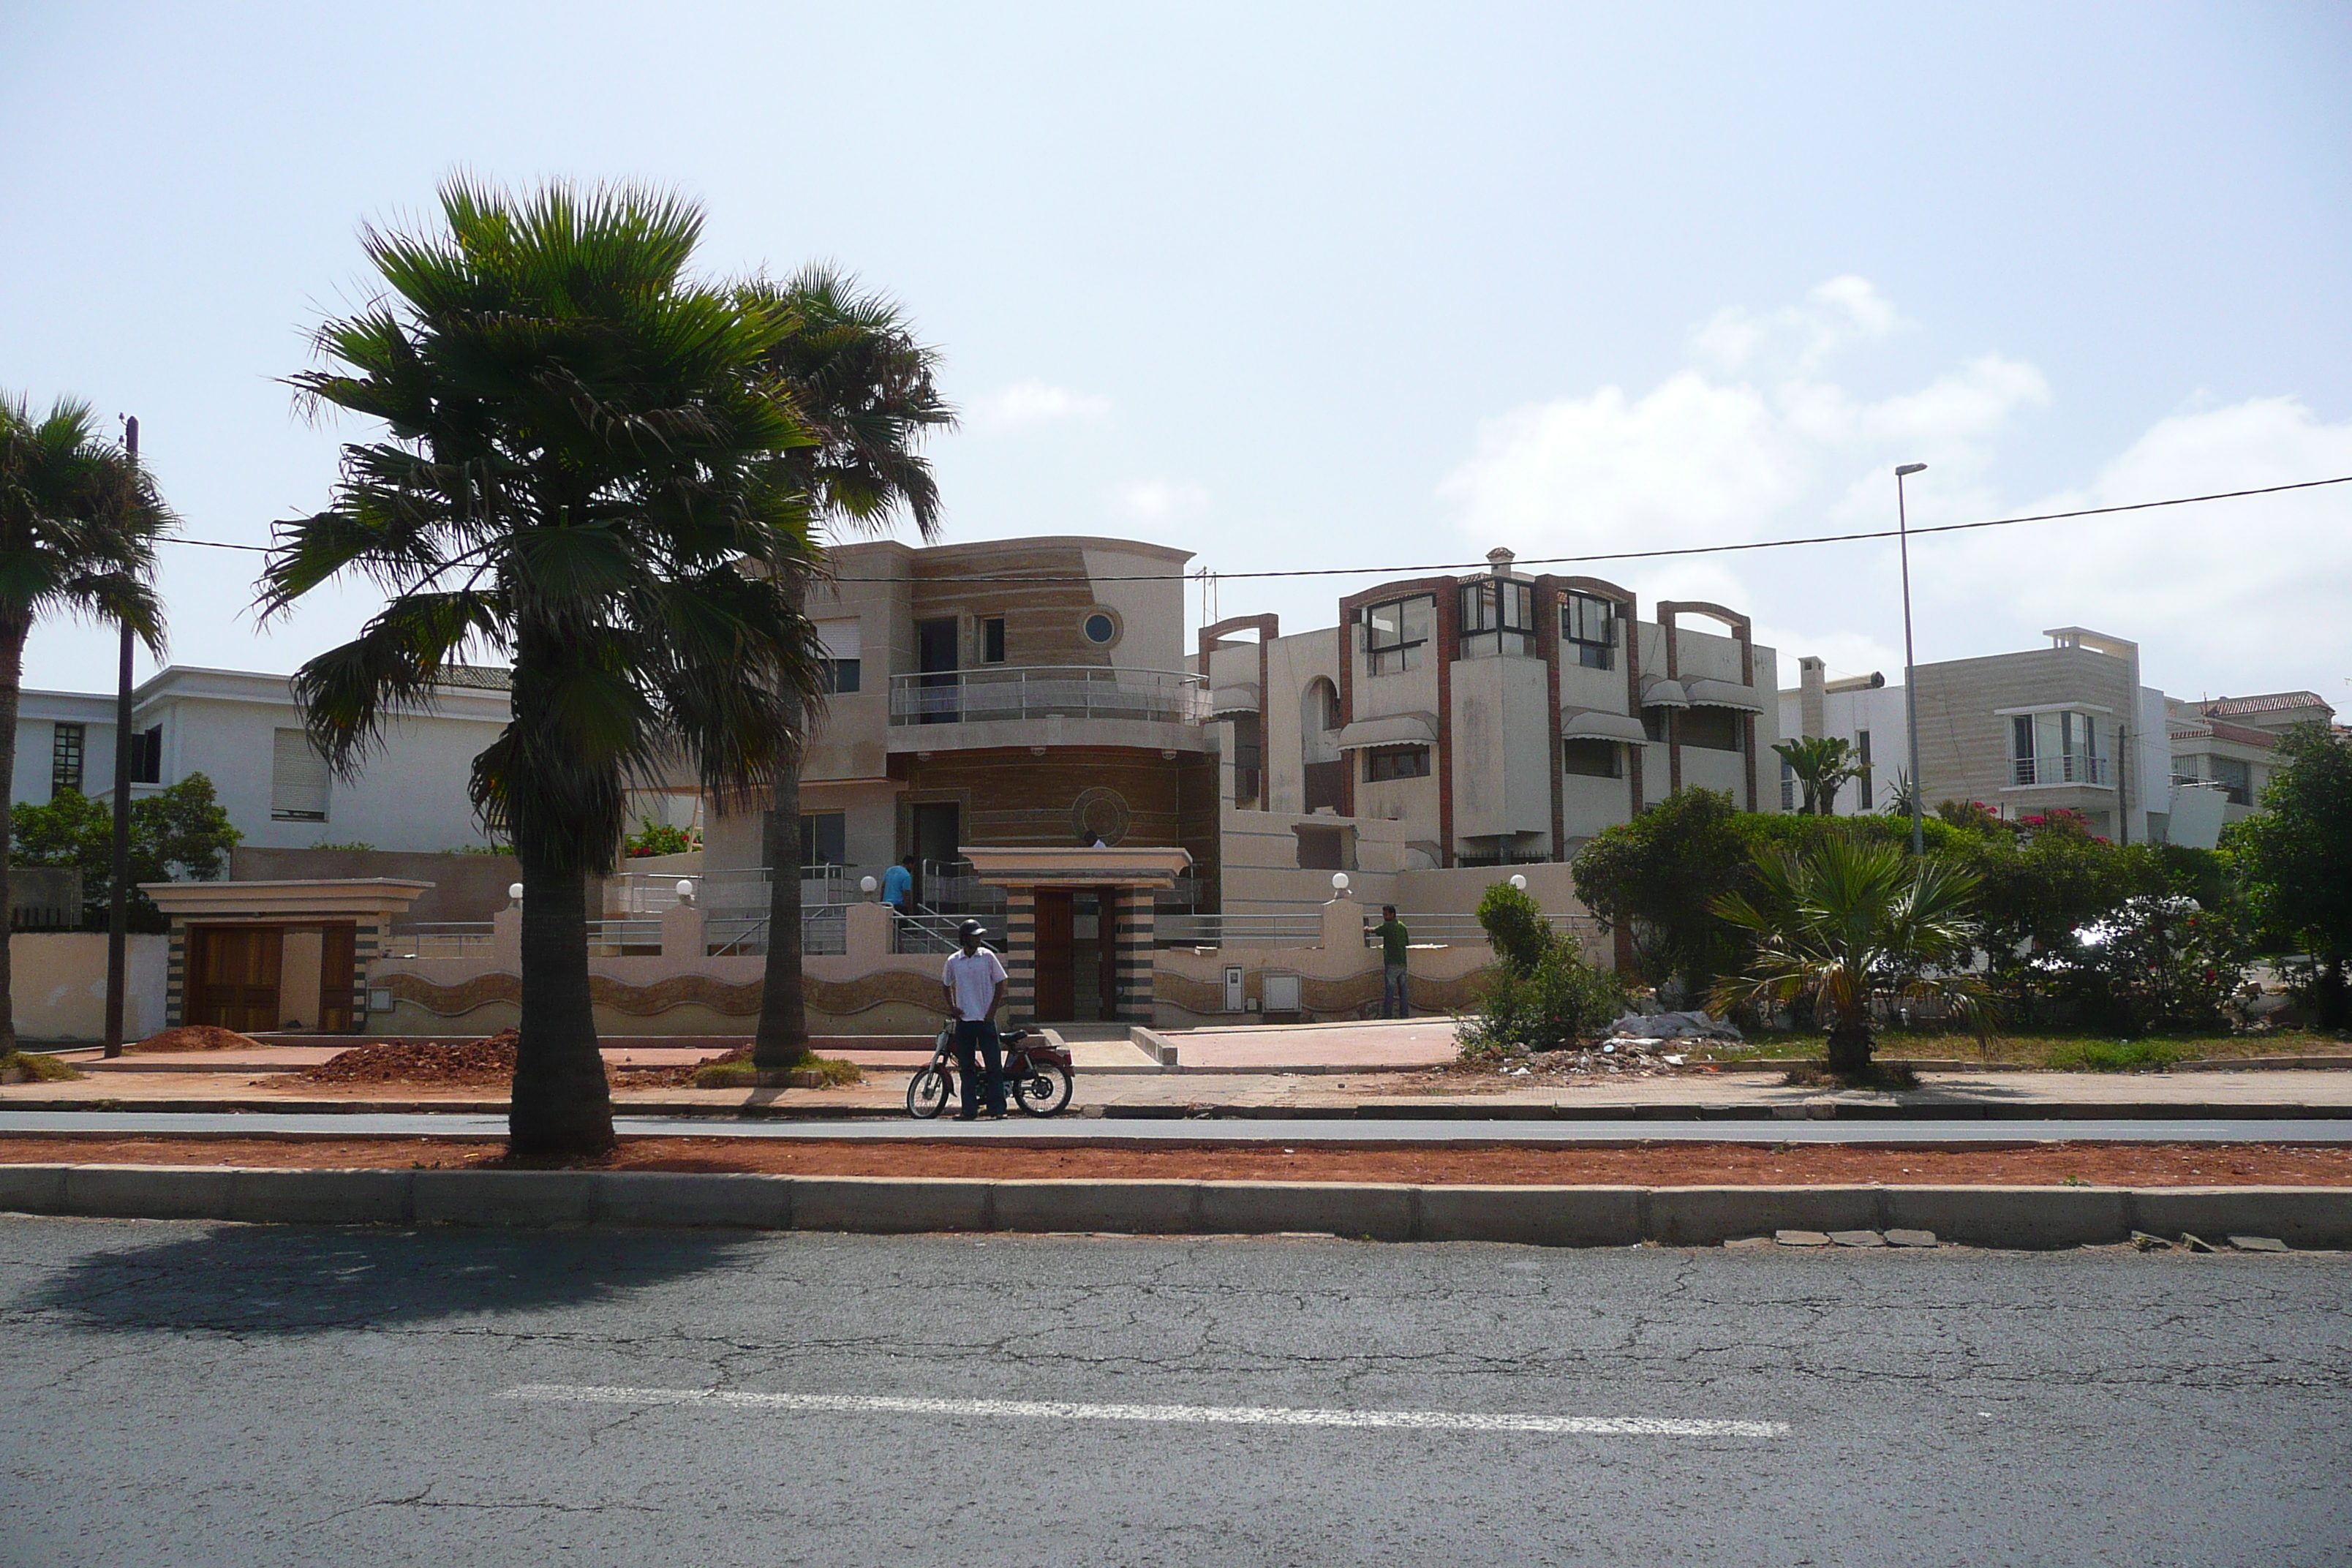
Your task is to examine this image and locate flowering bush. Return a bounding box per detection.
[625,818,697,858]
[2062,894,2245,1035]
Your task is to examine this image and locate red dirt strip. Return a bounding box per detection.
[1,1137,2348,1186]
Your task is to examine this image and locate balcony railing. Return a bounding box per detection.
[2011,754,2110,787]
[1155,912,1326,948]
[889,666,1207,727]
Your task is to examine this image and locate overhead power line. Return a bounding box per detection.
[159,472,2352,584]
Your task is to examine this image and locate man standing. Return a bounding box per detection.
[1375,905,1411,1018]
[881,853,916,913]
[941,919,1009,1120]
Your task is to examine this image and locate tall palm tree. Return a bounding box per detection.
[1708,835,1991,1077]
[1772,735,1861,816]
[739,267,952,1071]
[0,396,168,1058]
[259,179,825,1155]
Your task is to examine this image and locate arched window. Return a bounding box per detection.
[1301,677,1344,810]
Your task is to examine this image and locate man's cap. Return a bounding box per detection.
[957,919,987,939]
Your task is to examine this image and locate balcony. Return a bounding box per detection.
[886,666,1211,754]
[2010,754,2110,787]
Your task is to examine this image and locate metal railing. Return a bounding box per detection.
[584,918,664,956]
[888,666,1208,726]
[705,905,848,958]
[1154,912,1325,948]
[2011,754,2109,786]
[382,922,496,960]
[1360,911,1598,946]
[608,866,867,914]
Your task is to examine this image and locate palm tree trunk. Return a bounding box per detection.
[507,853,615,1156]
[0,614,26,1058]
[1825,1019,1875,1077]
[752,704,810,1071]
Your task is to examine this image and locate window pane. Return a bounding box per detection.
[1400,597,1433,646]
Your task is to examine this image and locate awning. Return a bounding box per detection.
[1639,678,1690,709]
[1208,682,1260,715]
[1684,677,1763,712]
[1560,709,1650,745]
[1334,712,1439,750]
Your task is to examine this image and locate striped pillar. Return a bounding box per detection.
[1110,886,1156,1025]
[353,916,385,1033]
[163,920,188,1028]
[1002,886,1038,1027]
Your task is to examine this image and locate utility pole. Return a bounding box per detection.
[1896,463,1927,858]
[102,417,137,1058]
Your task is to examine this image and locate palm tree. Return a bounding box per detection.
[259,179,825,1156]
[1772,735,1861,815]
[0,396,168,1058]
[739,266,952,1072]
[1708,835,1991,1077]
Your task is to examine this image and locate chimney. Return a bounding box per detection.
[1799,655,1826,739]
[1486,546,1515,577]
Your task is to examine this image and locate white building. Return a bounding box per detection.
[11,666,512,853]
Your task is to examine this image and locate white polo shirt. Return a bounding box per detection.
[943,946,1008,1020]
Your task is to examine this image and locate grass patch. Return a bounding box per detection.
[2043,1038,2194,1073]
[1,1049,83,1083]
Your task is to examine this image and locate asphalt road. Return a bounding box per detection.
[2,1219,2347,1567]
[6,1108,2352,1145]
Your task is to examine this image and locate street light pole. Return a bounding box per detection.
[1896,462,1927,857]
[102,418,137,1058]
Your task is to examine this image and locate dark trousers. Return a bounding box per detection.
[1382,963,1410,1018]
[954,1019,1006,1115]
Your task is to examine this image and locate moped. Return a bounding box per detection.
[905,1022,1075,1118]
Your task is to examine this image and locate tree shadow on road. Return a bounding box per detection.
[10,1221,767,1336]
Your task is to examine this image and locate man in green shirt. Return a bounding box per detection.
[1376,905,1410,1017]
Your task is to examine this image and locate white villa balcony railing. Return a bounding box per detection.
[2011,754,2110,787]
[889,666,1208,727]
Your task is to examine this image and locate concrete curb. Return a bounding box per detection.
[2,1165,2348,1249]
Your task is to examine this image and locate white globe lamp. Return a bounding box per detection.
[1331,872,1350,893]
[1509,874,1528,890]
[675,879,696,906]
[507,882,524,903]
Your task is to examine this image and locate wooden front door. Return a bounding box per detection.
[1030,889,1074,1022]
[317,924,358,1032]
[186,926,282,1033]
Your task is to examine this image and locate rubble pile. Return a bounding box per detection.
[299,1029,521,1086]
[1483,1010,1742,1080]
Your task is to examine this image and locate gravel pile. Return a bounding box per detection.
[131,1026,263,1054]
[298,1029,520,1086]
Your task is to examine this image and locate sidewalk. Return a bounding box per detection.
[10,1061,2352,1120]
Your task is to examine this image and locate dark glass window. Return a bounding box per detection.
[1362,596,1433,676]
[50,723,85,796]
[1561,594,1616,670]
[982,617,1006,663]
[1458,579,1536,658]
[1082,611,1117,646]
[821,659,862,694]
[1641,707,1670,743]
[799,811,847,869]
[1681,708,1744,752]
[130,726,162,785]
[1562,738,1621,778]
[1364,745,1432,783]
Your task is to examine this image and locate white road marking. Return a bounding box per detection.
[501,1384,1785,1438]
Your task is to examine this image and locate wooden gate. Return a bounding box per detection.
[186,927,282,1033]
[1029,889,1074,1022]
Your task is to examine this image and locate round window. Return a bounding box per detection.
[1082,611,1118,646]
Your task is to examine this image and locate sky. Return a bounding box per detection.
[5,1,2349,706]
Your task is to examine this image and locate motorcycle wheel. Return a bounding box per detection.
[906,1065,950,1120]
[1012,1063,1074,1117]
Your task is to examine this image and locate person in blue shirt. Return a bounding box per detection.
[881,854,915,912]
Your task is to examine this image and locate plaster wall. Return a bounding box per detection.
[7,932,167,1040]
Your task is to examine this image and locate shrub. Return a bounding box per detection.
[1475,881,1554,975]
[625,817,696,858]
[1460,942,1628,1058]
[0,1049,83,1082]
[2045,1037,2193,1072]
[2060,894,2244,1036]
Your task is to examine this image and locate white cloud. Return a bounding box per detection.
[1692,274,1903,375]
[1118,479,1210,522]
[1930,396,2352,697]
[1438,276,2352,701]
[968,378,1110,431]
